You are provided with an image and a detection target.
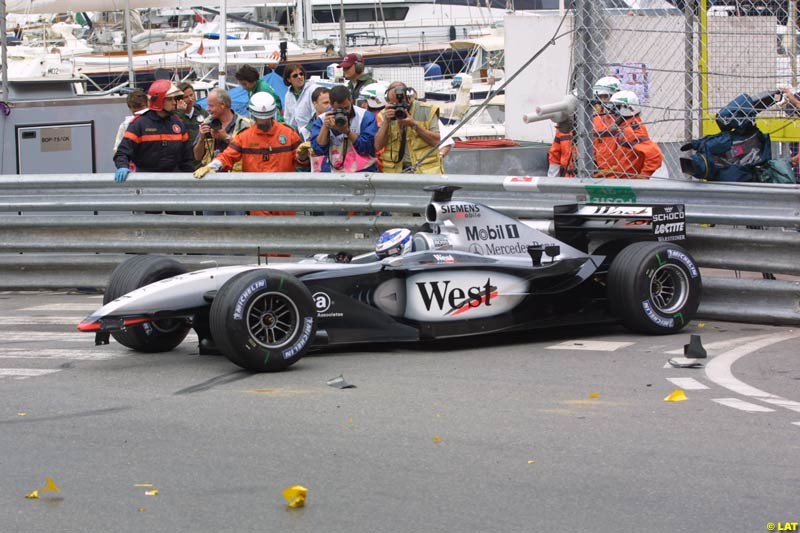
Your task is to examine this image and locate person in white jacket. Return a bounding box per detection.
[112,89,148,153]
[282,63,317,141]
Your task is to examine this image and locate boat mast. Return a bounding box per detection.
[124,0,135,87]
[219,0,227,88]
[1,0,8,101]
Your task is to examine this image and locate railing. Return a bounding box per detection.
[1,173,798,325]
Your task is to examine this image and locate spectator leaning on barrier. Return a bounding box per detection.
[375,81,442,174]
[282,63,316,141]
[113,80,193,183]
[235,64,284,119]
[113,89,148,153]
[310,85,378,173]
[175,81,209,150]
[193,88,251,170]
[340,53,376,102]
[604,91,662,179]
[194,93,304,215]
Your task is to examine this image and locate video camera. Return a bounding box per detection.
[392,86,411,120]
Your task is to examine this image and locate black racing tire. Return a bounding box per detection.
[607,242,702,335]
[209,269,317,372]
[104,255,191,352]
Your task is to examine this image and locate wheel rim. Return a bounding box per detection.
[650,264,690,314]
[246,292,300,349]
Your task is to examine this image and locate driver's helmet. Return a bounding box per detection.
[375,228,413,259]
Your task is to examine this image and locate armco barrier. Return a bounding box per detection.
[0,173,798,325]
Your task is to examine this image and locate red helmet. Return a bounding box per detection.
[147,79,183,111]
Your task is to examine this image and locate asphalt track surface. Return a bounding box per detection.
[0,291,798,532]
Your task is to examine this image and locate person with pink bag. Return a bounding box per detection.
[310,85,379,173]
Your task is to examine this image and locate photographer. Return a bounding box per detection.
[375,81,442,174]
[193,88,251,170]
[310,85,378,173]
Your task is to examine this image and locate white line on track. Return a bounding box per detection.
[20,304,99,312]
[0,368,61,378]
[712,398,775,413]
[547,340,635,351]
[0,332,89,342]
[792,422,800,428]
[663,333,779,356]
[0,349,123,360]
[705,331,800,414]
[666,377,709,390]
[0,316,86,325]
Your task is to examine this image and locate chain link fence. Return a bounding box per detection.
[560,0,800,181]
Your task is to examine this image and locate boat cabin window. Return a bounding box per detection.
[283,7,409,24]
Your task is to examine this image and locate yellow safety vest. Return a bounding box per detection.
[380,101,443,174]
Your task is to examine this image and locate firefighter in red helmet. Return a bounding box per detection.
[113,79,194,182]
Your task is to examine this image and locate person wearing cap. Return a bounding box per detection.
[235,64,284,119]
[113,79,194,183]
[340,53,376,102]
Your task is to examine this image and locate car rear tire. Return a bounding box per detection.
[607,242,702,335]
[209,269,317,372]
[104,255,191,352]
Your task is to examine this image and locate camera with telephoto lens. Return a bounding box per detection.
[392,87,410,120]
[333,108,349,128]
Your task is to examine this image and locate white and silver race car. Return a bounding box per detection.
[78,186,701,372]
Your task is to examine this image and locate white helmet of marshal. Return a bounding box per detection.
[610,90,641,117]
[359,82,389,109]
[248,92,277,119]
[592,76,621,98]
[375,228,413,259]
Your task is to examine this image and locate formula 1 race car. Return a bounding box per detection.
[78,186,701,372]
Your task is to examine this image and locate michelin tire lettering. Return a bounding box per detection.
[233,279,267,320]
[667,249,699,278]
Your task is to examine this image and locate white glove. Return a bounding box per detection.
[547,164,561,177]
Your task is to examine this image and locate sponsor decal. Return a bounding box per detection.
[465,224,520,241]
[642,300,674,328]
[313,292,331,313]
[415,278,497,317]
[233,279,267,320]
[587,205,649,216]
[432,235,453,250]
[282,316,314,359]
[433,254,455,263]
[652,205,686,241]
[441,204,481,215]
[585,185,637,203]
[468,243,484,255]
[508,176,534,182]
[172,124,182,134]
[666,248,699,278]
[278,134,287,145]
[484,241,535,255]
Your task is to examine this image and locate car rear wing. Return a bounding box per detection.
[553,203,687,243]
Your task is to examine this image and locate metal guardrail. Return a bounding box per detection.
[1,173,798,325]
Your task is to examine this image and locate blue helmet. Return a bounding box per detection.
[375,228,413,259]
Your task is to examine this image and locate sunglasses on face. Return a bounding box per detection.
[291,72,305,79]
